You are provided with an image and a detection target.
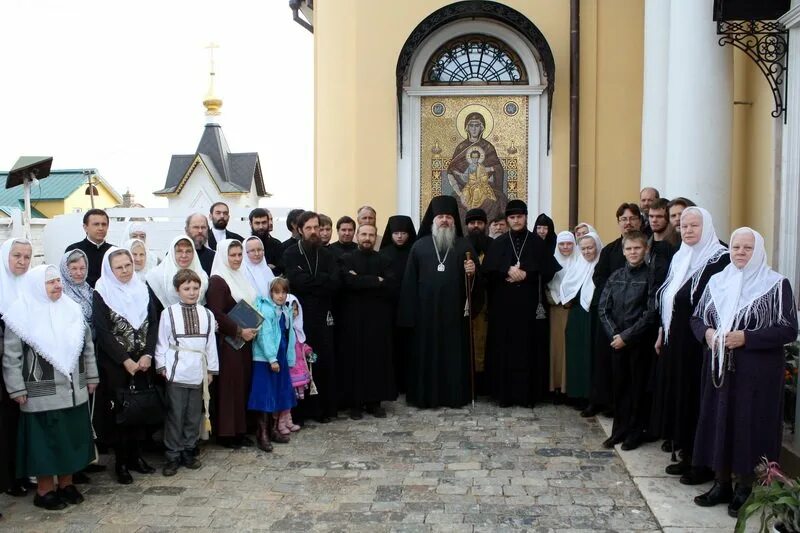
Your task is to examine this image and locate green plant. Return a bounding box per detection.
[736,457,800,533]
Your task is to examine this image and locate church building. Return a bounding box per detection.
[291,0,800,296]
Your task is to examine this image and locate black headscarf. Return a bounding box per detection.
[417,195,463,238]
[379,215,417,250]
[534,213,556,253]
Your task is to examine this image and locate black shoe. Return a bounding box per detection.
[187,446,200,457]
[180,453,202,470]
[162,460,179,477]
[602,436,623,449]
[128,456,155,474]
[56,485,84,505]
[665,461,691,476]
[218,437,242,449]
[84,463,107,473]
[621,433,643,451]
[349,408,363,420]
[661,440,673,453]
[694,480,733,507]
[371,406,387,418]
[728,483,753,518]
[315,416,333,424]
[115,464,133,485]
[72,471,91,484]
[5,483,28,497]
[33,491,67,511]
[681,466,715,486]
[235,435,255,448]
[581,405,601,418]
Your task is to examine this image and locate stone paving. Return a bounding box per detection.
[0,400,663,532]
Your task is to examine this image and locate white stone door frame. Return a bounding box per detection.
[396,19,553,224]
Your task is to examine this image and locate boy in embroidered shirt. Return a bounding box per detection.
[155,269,219,476]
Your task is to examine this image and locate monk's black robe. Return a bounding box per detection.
[196,245,215,276]
[329,241,358,258]
[337,249,397,408]
[398,236,480,408]
[65,238,113,288]
[483,229,561,406]
[380,243,413,393]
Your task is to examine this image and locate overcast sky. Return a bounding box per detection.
[0,0,314,208]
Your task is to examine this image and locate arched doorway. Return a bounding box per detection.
[396,1,555,225]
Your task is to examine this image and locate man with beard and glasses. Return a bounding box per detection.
[483,200,561,407]
[208,202,244,252]
[185,213,215,275]
[330,216,358,257]
[283,211,341,423]
[465,208,490,394]
[379,216,417,394]
[337,224,397,419]
[249,208,282,272]
[399,195,479,408]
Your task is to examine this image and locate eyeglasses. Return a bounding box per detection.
[618,217,638,223]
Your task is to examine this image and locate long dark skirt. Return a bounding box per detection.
[565,304,593,399]
[16,405,93,478]
[215,340,253,437]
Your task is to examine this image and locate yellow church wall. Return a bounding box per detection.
[28,200,66,219]
[62,184,120,214]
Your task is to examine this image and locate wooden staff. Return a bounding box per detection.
[465,251,476,408]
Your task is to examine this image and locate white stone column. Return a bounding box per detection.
[664,0,733,236]
[779,2,800,297]
[640,0,670,194]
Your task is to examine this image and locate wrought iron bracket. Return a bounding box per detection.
[717,20,789,120]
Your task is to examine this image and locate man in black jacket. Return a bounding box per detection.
[598,231,657,451]
[208,202,244,252]
[185,213,215,275]
[66,209,113,288]
[248,208,282,272]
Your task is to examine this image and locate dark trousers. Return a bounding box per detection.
[610,346,653,440]
[163,385,202,461]
[590,328,615,409]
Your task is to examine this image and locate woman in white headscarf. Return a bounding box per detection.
[242,236,275,297]
[561,232,602,409]
[649,206,729,483]
[690,228,797,515]
[206,239,258,448]
[146,235,209,312]
[574,222,597,240]
[124,238,152,281]
[547,231,578,399]
[2,265,98,510]
[93,247,158,485]
[124,222,159,269]
[0,238,33,500]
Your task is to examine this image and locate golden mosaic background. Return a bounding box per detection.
[419,95,529,218]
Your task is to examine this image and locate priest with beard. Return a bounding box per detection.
[283,211,341,423]
[337,224,397,419]
[465,208,490,394]
[399,195,479,408]
[483,200,561,407]
[379,215,417,393]
[249,208,282,273]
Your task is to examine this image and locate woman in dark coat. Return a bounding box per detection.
[206,239,258,448]
[93,247,158,484]
[650,207,729,483]
[690,227,798,517]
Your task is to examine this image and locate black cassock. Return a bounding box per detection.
[284,242,341,421]
[337,249,398,408]
[483,229,561,406]
[398,236,479,408]
[380,243,413,393]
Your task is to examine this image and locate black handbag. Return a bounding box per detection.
[115,374,165,426]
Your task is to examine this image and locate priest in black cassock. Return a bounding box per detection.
[483,200,561,407]
[65,209,113,287]
[337,224,397,419]
[379,215,417,394]
[283,211,341,423]
[399,196,479,408]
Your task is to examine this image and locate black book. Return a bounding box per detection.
[224,300,264,350]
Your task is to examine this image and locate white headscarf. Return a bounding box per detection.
[286,293,306,343]
[559,232,603,311]
[211,239,256,304]
[0,238,32,315]
[146,235,209,307]
[95,247,150,329]
[548,231,578,304]
[574,222,597,237]
[242,236,275,298]
[658,207,727,342]
[124,238,152,280]
[3,265,86,380]
[697,228,790,378]
[125,222,159,269]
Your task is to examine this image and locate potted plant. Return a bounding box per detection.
[736,457,800,533]
[786,341,800,432]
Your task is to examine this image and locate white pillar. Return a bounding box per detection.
[779,3,800,296]
[640,0,671,194]
[664,0,733,236]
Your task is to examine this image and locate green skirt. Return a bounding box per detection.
[16,404,94,478]
[565,304,593,399]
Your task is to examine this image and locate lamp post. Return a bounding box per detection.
[84,170,98,209]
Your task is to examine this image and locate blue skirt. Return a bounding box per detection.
[248,359,297,413]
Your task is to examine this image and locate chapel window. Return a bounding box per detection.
[423,34,528,85]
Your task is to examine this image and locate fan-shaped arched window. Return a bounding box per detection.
[423,35,528,86]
